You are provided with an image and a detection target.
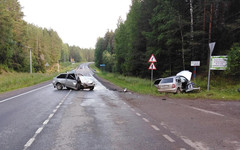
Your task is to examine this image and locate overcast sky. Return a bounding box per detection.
[19,0,132,48]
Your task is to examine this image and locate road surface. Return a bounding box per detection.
[0,62,239,150]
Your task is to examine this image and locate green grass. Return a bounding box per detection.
[90,64,240,101]
[0,73,56,93]
[0,62,81,94]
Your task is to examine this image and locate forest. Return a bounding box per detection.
[0,0,94,73]
[95,0,240,78]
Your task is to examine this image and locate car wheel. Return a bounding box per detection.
[56,83,63,90]
[175,88,181,94]
[76,83,81,90]
[90,86,94,91]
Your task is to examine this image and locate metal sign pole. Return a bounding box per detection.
[151,69,153,88]
[148,54,157,88]
[207,54,211,91]
[194,66,196,80]
[207,42,216,91]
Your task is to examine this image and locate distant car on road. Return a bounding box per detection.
[154,71,200,94]
[52,72,95,91]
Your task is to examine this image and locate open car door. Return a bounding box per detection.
[177,70,200,92]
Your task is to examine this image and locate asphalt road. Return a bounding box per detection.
[0,63,239,150]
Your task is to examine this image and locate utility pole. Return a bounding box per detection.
[190,0,194,40]
[207,4,214,91]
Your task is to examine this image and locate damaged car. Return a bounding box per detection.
[154,70,200,94]
[52,72,95,91]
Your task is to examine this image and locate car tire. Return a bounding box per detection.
[90,86,94,91]
[175,88,181,94]
[56,83,63,90]
[76,83,81,90]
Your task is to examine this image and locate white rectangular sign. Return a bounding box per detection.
[210,56,228,70]
[191,61,200,66]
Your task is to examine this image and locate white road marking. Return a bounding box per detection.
[35,127,43,134]
[160,122,168,129]
[131,108,135,111]
[48,114,54,119]
[24,138,35,147]
[142,118,149,123]
[189,106,224,117]
[136,113,141,116]
[163,134,175,143]
[180,136,207,150]
[168,102,225,117]
[43,119,49,125]
[0,84,51,104]
[151,125,160,131]
[23,90,72,150]
[162,122,209,150]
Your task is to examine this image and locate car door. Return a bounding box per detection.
[179,76,188,91]
[175,77,182,89]
[65,73,77,88]
[56,73,67,85]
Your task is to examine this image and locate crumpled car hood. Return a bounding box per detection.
[176,70,192,81]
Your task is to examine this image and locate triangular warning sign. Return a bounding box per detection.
[148,54,157,63]
[148,63,157,70]
[209,42,216,55]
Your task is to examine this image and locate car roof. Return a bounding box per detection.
[162,75,189,80]
[162,76,176,79]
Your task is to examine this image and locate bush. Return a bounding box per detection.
[226,43,240,76]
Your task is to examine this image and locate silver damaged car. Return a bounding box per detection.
[154,70,200,94]
[52,72,95,91]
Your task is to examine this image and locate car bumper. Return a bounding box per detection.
[158,88,177,93]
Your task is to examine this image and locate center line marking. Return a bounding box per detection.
[23,90,72,150]
[24,138,35,148]
[136,113,141,116]
[143,118,149,123]
[43,119,49,125]
[48,114,54,119]
[35,127,43,134]
[151,125,160,131]
[163,134,175,142]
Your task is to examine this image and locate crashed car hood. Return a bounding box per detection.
[176,70,192,81]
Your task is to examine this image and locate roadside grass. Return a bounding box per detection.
[0,62,80,94]
[90,64,240,100]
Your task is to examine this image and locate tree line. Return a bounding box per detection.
[0,0,94,73]
[95,0,240,78]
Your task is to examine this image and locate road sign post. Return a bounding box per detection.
[208,42,216,91]
[100,64,106,72]
[148,54,157,88]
